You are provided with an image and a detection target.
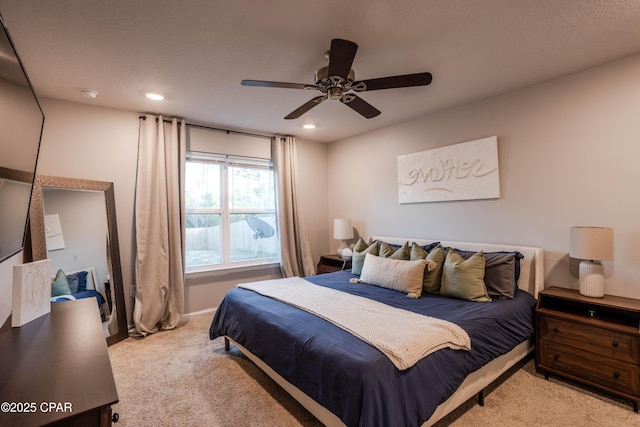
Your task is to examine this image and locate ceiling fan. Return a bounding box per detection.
[241,38,433,120]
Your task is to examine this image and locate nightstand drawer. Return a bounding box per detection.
[539,315,639,364]
[540,340,640,396]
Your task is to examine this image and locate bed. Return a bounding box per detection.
[51,267,108,318]
[210,236,544,426]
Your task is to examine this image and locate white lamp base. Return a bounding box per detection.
[578,260,605,298]
[337,240,348,256]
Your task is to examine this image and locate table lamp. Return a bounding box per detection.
[333,218,354,257]
[570,226,613,298]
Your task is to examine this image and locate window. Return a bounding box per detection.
[184,153,280,271]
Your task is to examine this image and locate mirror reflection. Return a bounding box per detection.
[0,15,44,262]
[30,175,127,345]
[44,187,117,337]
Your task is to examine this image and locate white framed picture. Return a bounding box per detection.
[12,259,52,327]
[45,213,65,251]
[397,136,500,203]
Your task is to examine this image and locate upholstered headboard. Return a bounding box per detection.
[371,236,544,298]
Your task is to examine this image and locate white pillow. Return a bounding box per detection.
[356,253,428,298]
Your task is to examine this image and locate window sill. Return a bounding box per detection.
[185,261,281,278]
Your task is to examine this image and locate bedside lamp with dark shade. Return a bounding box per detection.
[570,226,614,298]
[333,218,353,257]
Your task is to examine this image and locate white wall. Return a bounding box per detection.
[295,138,329,263]
[327,53,640,299]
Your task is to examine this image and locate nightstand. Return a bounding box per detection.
[317,254,352,274]
[536,286,640,412]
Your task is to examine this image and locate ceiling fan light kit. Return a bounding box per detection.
[241,38,432,120]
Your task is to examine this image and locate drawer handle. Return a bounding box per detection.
[553,327,559,333]
[614,372,620,379]
[553,354,560,361]
[612,341,619,348]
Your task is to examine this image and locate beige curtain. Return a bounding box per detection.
[272,136,315,277]
[131,115,186,336]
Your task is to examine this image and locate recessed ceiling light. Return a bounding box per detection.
[303,124,316,129]
[146,93,164,101]
[81,89,98,99]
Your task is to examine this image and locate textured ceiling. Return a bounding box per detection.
[2,0,640,142]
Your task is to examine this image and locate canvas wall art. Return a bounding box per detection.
[45,213,65,250]
[12,259,51,327]
[397,136,500,203]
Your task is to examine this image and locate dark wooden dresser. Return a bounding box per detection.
[536,286,640,411]
[0,298,119,426]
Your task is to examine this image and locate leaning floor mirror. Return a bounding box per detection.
[28,175,128,345]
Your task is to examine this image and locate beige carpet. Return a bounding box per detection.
[108,315,639,427]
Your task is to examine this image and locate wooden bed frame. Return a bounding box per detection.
[226,236,544,426]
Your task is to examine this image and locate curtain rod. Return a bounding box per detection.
[138,115,275,140]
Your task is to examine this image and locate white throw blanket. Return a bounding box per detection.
[237,277,471,370]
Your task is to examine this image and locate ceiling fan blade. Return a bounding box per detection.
[327,39,358,79]
[353,72,433,91]
[284,95,327,119]
[242,79,314,90]
[340,94,381,119]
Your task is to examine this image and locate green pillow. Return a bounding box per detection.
[51,269,72,297]
[351,238,379,275]
[379,241,410,260]
[411,242,445,294]
[440,248,491,302]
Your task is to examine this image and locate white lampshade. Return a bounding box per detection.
[333,218,353,257]
[570,226,613,261]
[570,226,613,298]
[333,219,354,240]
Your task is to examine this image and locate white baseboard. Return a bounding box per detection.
[183,307,217,320]
[125,307,217,332]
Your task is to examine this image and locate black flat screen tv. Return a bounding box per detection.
[0,14,44,263]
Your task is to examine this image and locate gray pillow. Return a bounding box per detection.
[450,249,523,299]
[440,248,491,302]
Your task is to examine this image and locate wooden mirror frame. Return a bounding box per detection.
[27,175,128,345]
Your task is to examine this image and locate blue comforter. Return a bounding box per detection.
[51,289,106,307]
[210,270,536,427]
